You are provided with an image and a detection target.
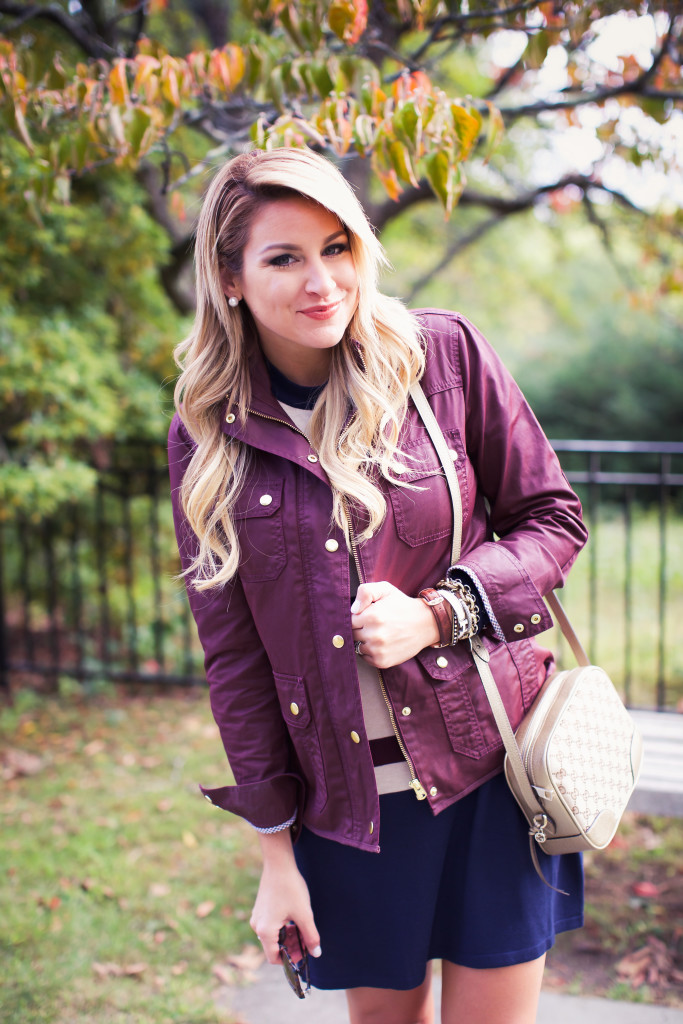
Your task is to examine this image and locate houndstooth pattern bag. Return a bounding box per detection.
[411,381,644,888]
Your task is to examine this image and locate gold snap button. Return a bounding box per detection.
[436,656,448,668]
[429,786,438,797]
[307,454,318,463]
[401,707,411,717]
[531,613,542,624]
[350,730,360,744]
[332,635,345,648]
[449,449,458,461]
[225,412,236,424]
[290,702,299,716]
[513,623,525,633]
[325,539,339,552]
[369,821,374,834]
[259,494,273,506]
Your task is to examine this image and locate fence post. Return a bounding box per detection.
[0,522,10,698]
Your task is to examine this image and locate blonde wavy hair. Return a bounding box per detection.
[174,147,425,590]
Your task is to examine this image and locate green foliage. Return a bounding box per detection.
[0,140,182,514]
[382,201,683,441]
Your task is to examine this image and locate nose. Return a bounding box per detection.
[305,258,336,297]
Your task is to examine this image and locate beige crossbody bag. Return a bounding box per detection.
[410,382,644,885]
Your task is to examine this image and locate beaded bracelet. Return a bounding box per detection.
[436,578,480,641]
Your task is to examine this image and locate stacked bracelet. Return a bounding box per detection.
[436,578,480,643]
[418,588,454,648]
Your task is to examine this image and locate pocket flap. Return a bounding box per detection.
[233,480,283,520]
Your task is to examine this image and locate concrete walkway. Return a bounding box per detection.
[218,709,683,1024]
[627,710,683,816]
[219,966,683,1023]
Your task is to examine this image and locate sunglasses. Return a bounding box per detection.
[278,923,311,999]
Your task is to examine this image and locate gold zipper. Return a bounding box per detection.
[246,407,311,441]
[246,406,428,801]
[343,499,427,801]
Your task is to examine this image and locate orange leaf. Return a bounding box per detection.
[108,60,129,106]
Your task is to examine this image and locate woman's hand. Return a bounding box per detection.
[351,581,440,668]
[250,829,321,965]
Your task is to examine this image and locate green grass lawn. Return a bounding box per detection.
[1,686,261,1024]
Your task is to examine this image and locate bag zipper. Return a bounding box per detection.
[343,498,427,801]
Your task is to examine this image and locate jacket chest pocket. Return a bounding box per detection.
[234,479,286,582]
[388,429,469,547]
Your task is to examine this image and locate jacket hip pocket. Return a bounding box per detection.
[273,671,328,814]
[417,640,525,759]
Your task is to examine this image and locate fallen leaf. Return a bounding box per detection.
[1,748,44,780]
[171,961,188,976]
[632,880,661,899]
[149,882,171,898]
[226,944,265,976]
[212,963,235,985]
[182,831,198,848]
[84,740,105,756]
[196,900,215,918]
[123,963,147,976]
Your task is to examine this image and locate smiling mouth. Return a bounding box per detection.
[299,301,342,320]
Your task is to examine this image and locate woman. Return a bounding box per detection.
[169,147,588,1024]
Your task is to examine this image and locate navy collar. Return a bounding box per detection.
[265,358,327,411]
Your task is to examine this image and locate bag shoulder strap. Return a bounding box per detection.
[409,381,462,566]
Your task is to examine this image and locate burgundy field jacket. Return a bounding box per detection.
[168,309,588,852]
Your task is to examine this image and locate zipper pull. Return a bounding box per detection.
[409,779,428,800]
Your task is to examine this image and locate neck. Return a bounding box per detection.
[260,347,332,387]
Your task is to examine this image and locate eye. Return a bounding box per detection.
[269,253,297,267]
[323,242,349,257]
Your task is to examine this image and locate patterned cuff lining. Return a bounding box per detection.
[448,565,505,642]
[250,811,297,835]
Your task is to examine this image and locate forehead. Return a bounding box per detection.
[245,196,345,246]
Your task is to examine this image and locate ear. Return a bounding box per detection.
[219,265,241,302]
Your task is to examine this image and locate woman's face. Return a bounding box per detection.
[222,196,359,385]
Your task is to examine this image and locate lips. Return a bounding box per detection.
[299,301,342,320]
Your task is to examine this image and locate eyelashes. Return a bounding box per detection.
[267,242,350,268]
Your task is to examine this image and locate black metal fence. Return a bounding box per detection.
[1,441,682,708]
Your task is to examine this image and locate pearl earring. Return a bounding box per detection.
[228,296,239,308]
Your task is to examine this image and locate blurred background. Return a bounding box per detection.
[1,0,681,708]
[1,5,682,1019]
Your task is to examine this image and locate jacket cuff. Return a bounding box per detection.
[450,543,553,642]
[199,772,304,830]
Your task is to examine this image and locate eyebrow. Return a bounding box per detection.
[258,229,348,255]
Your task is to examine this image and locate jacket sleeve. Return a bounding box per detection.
[447,315,588,641]
[168,413,303,827]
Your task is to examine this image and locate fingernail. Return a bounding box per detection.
[311,945,322,958]
[350,600,360,613]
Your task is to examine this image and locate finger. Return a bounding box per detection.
[260,930,282,965]
[297,916,322,959]
[350,580,393,615]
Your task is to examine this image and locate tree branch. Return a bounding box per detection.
[0,2,116,58]
[406,212,505,304]
[402,173,653,303]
